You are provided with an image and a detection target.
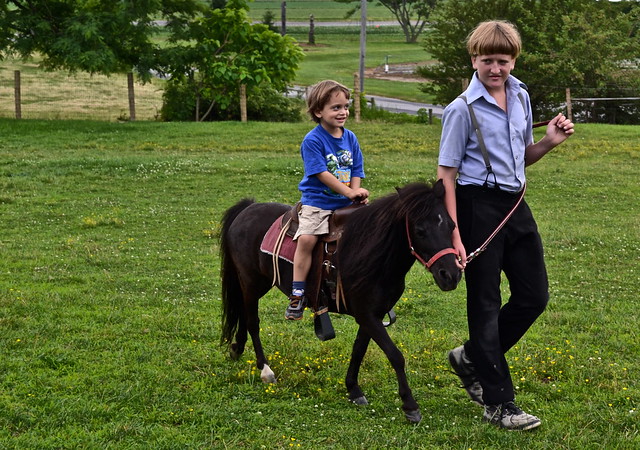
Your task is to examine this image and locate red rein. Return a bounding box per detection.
[409,121,547,271]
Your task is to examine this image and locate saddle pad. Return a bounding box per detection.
[260,214,297,264]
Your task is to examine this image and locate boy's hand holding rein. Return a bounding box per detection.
[349,187,370,204]
[546,112,575,144]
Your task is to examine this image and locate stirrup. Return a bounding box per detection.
[314,308,335,341]
[382,308,396,327]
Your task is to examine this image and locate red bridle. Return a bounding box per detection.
[405,217,458,271]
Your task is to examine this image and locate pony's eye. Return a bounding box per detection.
[414,225,427,238]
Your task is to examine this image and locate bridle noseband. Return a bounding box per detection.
[405,216,458,271]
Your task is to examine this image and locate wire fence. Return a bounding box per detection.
[1,62,638,123]
[0,64,164,121]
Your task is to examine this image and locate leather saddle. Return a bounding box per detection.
[272,202,396,339]
[281,202,361,243]
[279,203,364,340]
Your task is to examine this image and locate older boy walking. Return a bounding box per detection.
[438,21,574,430]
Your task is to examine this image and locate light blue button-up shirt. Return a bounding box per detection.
[438,72,534,193]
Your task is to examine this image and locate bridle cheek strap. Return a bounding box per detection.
[406,217,458,272]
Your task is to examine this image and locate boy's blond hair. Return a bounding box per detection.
[466,20,522,59]
[306,80,351,123]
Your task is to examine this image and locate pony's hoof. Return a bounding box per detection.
[260,364,276,383]
[404,409,422,423]
[350,396,368,406]
[229,343,242,361]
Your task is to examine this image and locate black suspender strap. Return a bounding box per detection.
[458,95,497,189]
[458,95,491,172]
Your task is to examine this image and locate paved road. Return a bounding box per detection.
[277,20,398,27]
[368,94,444,117]
[288,86,444,118]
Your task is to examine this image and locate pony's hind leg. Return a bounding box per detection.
[346,327,371,405]
[244,289,277,384]
[249,325,276,383]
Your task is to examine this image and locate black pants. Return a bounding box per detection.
[457,184,549,405]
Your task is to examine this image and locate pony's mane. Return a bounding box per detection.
[338,181,443,294]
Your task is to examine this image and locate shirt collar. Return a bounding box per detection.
[464,72,528,105]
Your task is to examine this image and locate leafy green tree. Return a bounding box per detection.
[160,0,304,121]
[0,0,203,79]
[336,0,439,43]
[418,0,640,123]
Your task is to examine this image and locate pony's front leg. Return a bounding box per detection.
[360,317,421,423]
[346,327,372,405]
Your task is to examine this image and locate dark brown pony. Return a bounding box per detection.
[219,180,462,422]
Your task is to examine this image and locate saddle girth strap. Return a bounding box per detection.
[271,217,292,287]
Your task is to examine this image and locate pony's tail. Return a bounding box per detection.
[219,198,255,347]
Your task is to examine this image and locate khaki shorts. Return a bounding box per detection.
[293,205,332,240]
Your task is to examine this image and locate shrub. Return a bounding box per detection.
[160,80,303,122]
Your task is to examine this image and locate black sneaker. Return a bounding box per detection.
[483,401,542,430]
[285,294,306,320]
[448,345,484,406]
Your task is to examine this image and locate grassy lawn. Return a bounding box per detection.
[289,27,433,102]
[0,118,638,447]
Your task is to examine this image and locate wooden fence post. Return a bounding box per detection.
[353,73,361,123]
[309,14,315,45]
[565,87,572,122]
[14,70,22,120]
[127,72,136,121]
[239,84,247,123]
[280,1,286,36]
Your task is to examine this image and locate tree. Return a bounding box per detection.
[336,0,439,43]
[160,0,304,121]
[418,0,640,123]
[0,0,204,80]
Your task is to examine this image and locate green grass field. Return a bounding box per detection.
[289,26,433,102]
[0,118,638,447]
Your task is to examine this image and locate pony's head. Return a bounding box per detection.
[397,180,462,291]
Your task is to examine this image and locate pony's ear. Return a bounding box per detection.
[433,179,445,197]
[395,186,402,194]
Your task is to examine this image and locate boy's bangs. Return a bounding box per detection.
[467,21,521,58]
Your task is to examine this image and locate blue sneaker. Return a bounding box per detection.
[285,294,306,320]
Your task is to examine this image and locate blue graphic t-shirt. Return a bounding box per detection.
[298,124,365,210]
